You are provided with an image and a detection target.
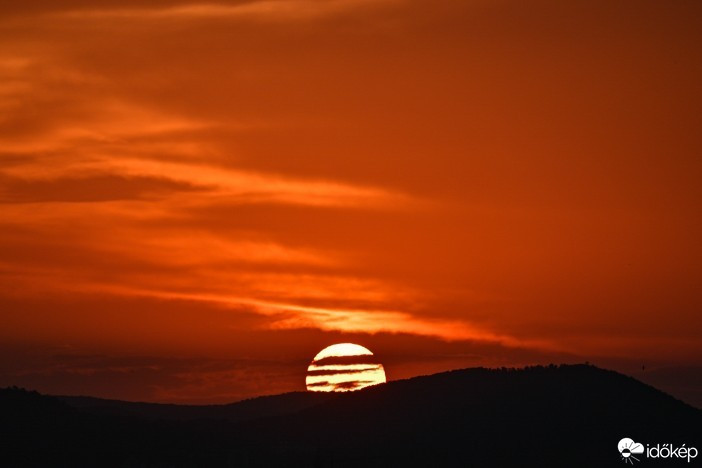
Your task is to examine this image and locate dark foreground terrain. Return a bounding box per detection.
[1,364,700,467]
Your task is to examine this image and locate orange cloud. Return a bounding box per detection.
[55,0,401,23]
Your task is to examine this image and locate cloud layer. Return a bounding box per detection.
[0,0,701,403]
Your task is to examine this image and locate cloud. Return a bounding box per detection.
[0,174,205,203]
[59,284,543,347]
[331,380,374,390]
[54,0,401,23]
[308,355,380,367]
[102,158,412,208]
[0,57,412,210]
[306,366,383,377]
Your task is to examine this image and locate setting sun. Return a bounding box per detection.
[306,343,387,392]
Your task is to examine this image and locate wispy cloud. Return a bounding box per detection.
[51,283,546,348]
[0,57,412,209]
[56,0,400,23]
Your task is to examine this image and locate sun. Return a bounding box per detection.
[306,343,387,392]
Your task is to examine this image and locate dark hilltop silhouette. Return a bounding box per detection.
[1,364,700,467]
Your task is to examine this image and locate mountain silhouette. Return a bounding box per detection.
[58,391,333,423]
[1,364,700,467]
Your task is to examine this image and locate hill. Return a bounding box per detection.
[1,364,700,467]
[58,391,333,422]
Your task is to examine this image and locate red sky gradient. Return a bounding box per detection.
[1,0,701,404]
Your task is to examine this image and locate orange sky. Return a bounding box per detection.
[0,0,701,403]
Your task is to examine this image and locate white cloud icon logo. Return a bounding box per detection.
[618,438,644,464]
